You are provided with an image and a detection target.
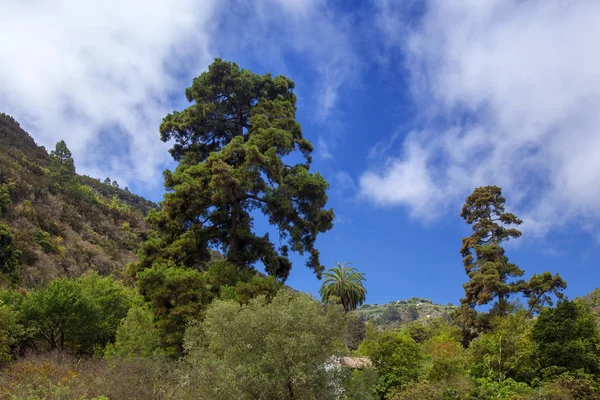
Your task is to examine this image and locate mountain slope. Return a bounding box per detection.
[0,113,156,287]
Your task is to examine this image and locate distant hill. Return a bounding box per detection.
[0,113,157,287]
[578,287,600,317]
[357,296,457,329]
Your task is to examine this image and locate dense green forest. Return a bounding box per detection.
[0,60,599,400]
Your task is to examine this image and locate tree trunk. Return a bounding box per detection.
[228,200,241,267]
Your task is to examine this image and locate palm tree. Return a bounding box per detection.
[319,262,367,311]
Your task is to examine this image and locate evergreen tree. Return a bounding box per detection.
[138,59,333,280]
[456,186,565,335]
[50,140,76,174]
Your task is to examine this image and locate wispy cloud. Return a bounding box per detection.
[0,0,356,192]
[360,0,600,235]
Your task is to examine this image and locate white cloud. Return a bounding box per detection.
[0,0,355,192]
[225,0,358,120]
[0,0,218,189]
[360,0,600,235]
[317,136,333,160]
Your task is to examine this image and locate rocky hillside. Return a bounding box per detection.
[357,296,457,329]
[0,113,156,287]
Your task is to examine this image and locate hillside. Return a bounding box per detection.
[578,287,600,317]
[357,296,457,329]
[0,113,157,287]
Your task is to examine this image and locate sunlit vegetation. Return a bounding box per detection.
[0,60,598,399]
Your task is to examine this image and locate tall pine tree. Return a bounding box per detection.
[138,59,334,280]
[456,186,565,338]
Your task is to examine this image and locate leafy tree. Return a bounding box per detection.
[456,186,565,334]
[112,181,119,189]
[0,300,24,361]
[19,274,137,353]
[532,300,600,375]
[104,177,111,185]
[136,262,209,355]
[0,224,21,283]
[358,329,425,397]
[105,305,162,358]
[319,262,367,311]
[50,140,76,174]
[181,291,345,400]
[139,59,334,280]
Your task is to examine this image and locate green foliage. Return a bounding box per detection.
[532,300,600,375]
[0,300,24,362]
[470,377,535,399]
[105,305,163,358]
[139,59,333,280]
[319,262,367,311]
[49,140,76,175]
[33,229,54,253]
[345,312,367,350]
[424,331,467,383]
[19,274,138,353]
[181,291,345,399]
[457,186,566,338]
[343,368,379,400]
[136,263,209,355]
[0,183,11,216]
[0,223,21,283]
[468,312,536,383]
[358,329,426,397]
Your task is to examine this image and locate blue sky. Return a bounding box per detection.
[1,0,600,305]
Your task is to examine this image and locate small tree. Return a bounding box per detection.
[105,305,162,358]
[50,140,76,174]
[319,262,367,311]
[0,224,21,284]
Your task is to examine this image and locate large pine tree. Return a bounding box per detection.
[456,186,565,336]
[138,59,334,280]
